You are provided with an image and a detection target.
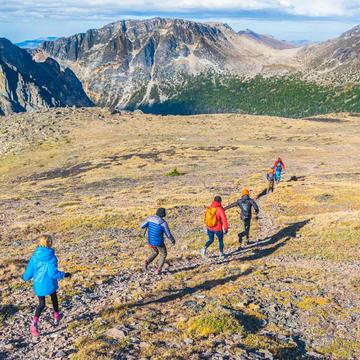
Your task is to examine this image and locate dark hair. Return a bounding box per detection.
[156,208,166,218]
[214,196,222,203]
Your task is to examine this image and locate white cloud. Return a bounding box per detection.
[0,0,359,21]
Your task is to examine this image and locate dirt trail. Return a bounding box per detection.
[1,191,282,359]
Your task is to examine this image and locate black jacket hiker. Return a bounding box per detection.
[224,195,260,245]
[225,195,259,220]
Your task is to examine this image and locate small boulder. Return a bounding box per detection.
[105,327,127,340]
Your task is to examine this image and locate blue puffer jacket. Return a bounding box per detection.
[141,215,175,247]
[22,246,65,296]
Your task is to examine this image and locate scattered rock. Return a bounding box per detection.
[105,327,128,340]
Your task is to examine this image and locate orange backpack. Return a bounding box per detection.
[204,207,217,227]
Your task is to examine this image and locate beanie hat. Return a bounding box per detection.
[214,196,222,203]
[241,188,250,196]
[156,208,166,218]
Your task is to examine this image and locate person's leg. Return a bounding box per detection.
[34,296,46,318]
[202,230,214,256]
[145,246,159,269]
[244,218,251,242]
[215,231,224,255]
[50,292,60,325]
[31,296,45,336]
[205,230,215,249]
[157,246,167,273]
[50,292,59,313]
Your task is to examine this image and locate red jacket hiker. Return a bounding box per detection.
[274,157,286,171]
[207,201,229,233]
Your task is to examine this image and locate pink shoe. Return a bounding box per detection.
[53,312,60,326]
[30,324,40,337]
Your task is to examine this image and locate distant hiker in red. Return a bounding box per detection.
[274,157,286,183]
[224,188,259,248]
[201,196,229,258]
[274,157,286,171]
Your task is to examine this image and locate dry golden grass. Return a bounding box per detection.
[1,108,359,358]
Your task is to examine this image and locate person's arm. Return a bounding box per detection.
[219,207,229,233]
[140,218,149,236]
[22,257,34,281]
[140,218,149,229]
[251,199,260,214]
[281,161,286,171]
[48,258,65,280]
[161,221,175,244]
[224,201,239,211]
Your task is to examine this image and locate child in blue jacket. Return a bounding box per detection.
[23,234,70,336]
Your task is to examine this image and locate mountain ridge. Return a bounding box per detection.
[0,38,92,115]
[37,17,300,109]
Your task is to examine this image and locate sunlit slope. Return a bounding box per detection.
[0,108,359,359]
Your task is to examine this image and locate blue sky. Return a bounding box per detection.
[0,1,359,43]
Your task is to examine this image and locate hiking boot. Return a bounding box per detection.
[200,247,207,257]
[154,268,162,275]
[219,252,225,258]
[30,323,40,337]
[53,312,60,326]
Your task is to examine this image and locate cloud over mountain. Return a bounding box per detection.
[0,0,359,20]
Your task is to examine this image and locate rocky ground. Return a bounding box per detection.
[0,108,359,359]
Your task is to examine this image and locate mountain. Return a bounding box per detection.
[237,29,295,50]
[37,18,300,109]
[0,38,92,115]
[16,37,58,49]
[300,25,360,84]
[288,39,312,47]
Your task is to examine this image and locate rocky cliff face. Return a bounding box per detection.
[0,38,92,115]
[299,25,360,84]
[38,18,300,109]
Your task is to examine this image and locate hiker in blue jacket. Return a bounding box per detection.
[22,234,71,337]
[141,208,176,275]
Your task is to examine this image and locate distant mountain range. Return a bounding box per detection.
[0,38,92,116]
[1,18,359,117]
[16,37,58,49]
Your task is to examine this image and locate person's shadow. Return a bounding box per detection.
[224,219,310,261]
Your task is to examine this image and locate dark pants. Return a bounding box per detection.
[146,245,167,271]
[205,230,224,253]
[238,218,251,245]
[267,180,274,193]
[35,292,59,318]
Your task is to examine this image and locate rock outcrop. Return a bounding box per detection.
[0,38,92,115]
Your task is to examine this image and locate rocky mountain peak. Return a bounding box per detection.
[0,39,92,115]
[38,17,299,109]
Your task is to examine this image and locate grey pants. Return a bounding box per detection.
[146,245,167,271]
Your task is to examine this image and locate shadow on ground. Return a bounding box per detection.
[128,268,253,308]
[225,219,311,261]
